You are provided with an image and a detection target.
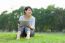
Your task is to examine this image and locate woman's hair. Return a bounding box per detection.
[24,6,32,14]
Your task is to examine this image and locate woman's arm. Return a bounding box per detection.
[18,16,23,26]
[27,17,35,30]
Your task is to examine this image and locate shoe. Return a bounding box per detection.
[25,36,30,39]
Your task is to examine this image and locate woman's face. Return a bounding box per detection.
[25,8,32,16]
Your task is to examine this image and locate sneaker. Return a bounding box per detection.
[25,36,30,39]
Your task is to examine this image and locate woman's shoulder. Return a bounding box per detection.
[32,16,35,19]
[31,16,35,20]
[19,15,24,18]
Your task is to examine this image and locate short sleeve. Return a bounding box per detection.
[19,16,23,22]
[29,17,35,29]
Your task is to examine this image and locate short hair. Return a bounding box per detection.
[24,6,32,14]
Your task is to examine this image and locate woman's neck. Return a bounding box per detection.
[24,15,32,19]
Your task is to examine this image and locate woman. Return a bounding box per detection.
[17,6,35,39]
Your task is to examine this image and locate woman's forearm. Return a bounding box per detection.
[27,25,33,29]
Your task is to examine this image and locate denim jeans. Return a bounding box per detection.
[18,26,35,37]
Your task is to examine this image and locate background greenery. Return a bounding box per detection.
[0,5,65,32]
[0,32,65,43]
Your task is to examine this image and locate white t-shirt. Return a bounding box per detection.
[19,15,35,29]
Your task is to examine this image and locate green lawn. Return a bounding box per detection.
[0,32,65,43]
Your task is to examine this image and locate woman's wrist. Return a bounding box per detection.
[27,25,33,30]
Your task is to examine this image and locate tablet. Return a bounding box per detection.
[19,20,29,26]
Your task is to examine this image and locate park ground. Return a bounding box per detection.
[0,32,65,43]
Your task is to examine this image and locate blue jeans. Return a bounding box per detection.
[18,26,34,37]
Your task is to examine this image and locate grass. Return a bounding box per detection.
[0,32,65,43]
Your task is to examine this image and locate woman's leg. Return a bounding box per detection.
[17,31,21,39]
[17,26,24,39]
[25,27,30,39]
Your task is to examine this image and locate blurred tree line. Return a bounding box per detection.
[0,5,65,32]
